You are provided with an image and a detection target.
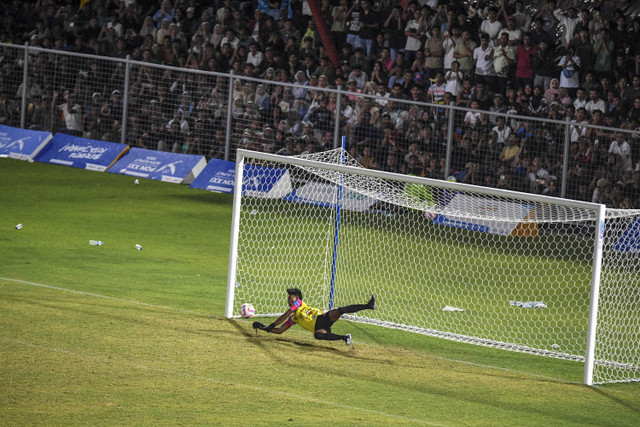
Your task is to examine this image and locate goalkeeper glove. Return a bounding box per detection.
[252,321,266,330]
[265,322,276,332]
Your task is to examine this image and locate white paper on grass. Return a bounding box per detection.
[509,301,547,309]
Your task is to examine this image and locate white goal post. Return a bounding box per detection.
[226,148,640,385]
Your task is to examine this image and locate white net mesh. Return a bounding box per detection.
[230,150,640,384]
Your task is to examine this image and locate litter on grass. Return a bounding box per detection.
[443,305,465,312]
[510,301,547,309]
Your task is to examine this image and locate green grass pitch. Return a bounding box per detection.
[1,159,639,426]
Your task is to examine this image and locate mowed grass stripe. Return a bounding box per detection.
[2,279,639,426]
[1,275,573,385]
[0,281,451,425]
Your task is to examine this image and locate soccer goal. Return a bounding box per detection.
[226,148,640,385]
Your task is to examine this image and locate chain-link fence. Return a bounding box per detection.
[3,42,640,208]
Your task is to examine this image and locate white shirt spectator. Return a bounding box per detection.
[586,98,606,115]
[58,102,83,131]
[404,20,423,52]
[573,96,587,110]
[246,50,264,67]
[464,110,481,127]
[491,123,512,145]
[609,136,633,171]
[480,19,503,43]
[442,35,459,70]
[445,70,463,96]
[570,119,588,142]
[558,55,580,88]
[553,8,581,47]
[473,45,493,76]
[499,27,522,45]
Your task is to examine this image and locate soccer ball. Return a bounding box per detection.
[241,303,255,318]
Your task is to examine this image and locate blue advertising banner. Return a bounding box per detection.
[109,147,207,184]
[189,158,236,193]
[242,164,291,198]
[0,124,52,161]
[613,218,640,254]
[34,134,129,171]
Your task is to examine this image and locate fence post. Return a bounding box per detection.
[225,71,234,161]
[560,117,571,199]
[20,43,29,129]
[120,56,131,145]
[333,85,343,149]
[444,102,455,179]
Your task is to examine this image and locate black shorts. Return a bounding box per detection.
[314,312,335,332]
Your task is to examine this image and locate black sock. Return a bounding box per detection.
[314,331,346,341]
[338,302,371,315]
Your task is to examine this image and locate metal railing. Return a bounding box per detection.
[2,42,638,205]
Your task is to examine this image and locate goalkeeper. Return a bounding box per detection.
[253,288,375,346]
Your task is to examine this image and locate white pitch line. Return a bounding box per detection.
[2,276,638,397]
[0,276,213,318]
[1,336,448,426]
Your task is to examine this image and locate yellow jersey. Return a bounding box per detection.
[286,299,323,333]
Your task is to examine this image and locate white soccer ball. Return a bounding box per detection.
[241,303,255,318]
[423,211,436,221]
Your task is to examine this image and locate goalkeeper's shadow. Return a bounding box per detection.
[227,319,388,363]
[228,319,277,355]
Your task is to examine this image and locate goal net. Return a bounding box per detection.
[226,149,640,385]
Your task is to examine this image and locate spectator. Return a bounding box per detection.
[331,0,348,47]
[551,5,581,48]
[479,7,503,45]
[593,28,614,81]
[499,16,522,47]
[452,29,477,79]
[153,0,175,28]
[514,34,537,91]
[533,39,556,92]
[53,91,83,136]
[492,115,512,145]
[345,1,363,51]
[528,85,548,117]
[424,26,444,80]
[404,6,425,64]
[358,0,378,57]
[470,80,491,110]
[609,132,633,172]
[512,1,532,33]
[444,61,463,97]
[491,33,515,95]
[489,93,507,124]
[499,132,520,166]
[427,72,446,104]
[544,78,561,105]
[347,64,368,90]
[456,77,473,108]
[473,33,493,86]
[586,88,606,116]
[464,100,482,128]
[529,17,550,47]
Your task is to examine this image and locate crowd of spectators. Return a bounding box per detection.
[2,0,640,208]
